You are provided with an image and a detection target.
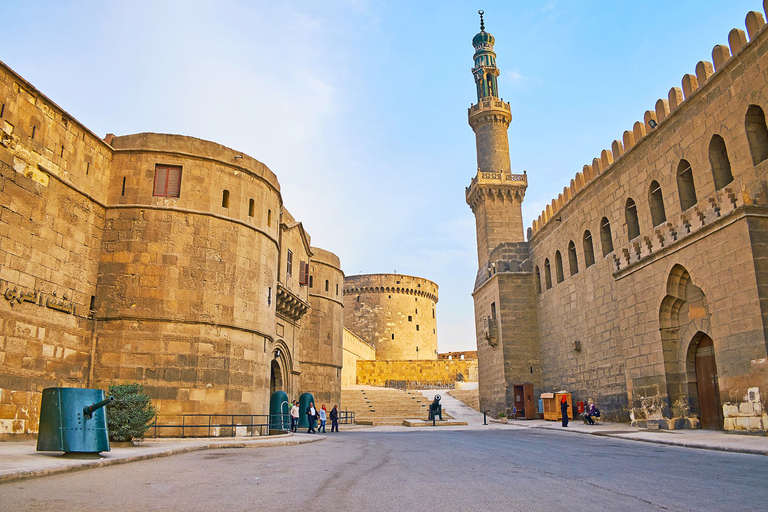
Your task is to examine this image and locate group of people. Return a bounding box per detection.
[560,396,600,427]
[289,401,339,433]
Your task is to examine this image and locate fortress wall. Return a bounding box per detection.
[355,359,476,387]
[528,10,768,425]
[343,274,438,361]
[299,246,344,406]
[94,134,283,416]
[0,61,114,435]
[342,328,375,388]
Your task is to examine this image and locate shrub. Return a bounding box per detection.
[107,382,156,442]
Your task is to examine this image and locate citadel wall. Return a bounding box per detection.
[341,327,375,388]
[298,247,344,406]
[355,359,477,387]
[343,274,438,361]
[525,8,768,428]
[0,60,113,435]
[0,59,343,435]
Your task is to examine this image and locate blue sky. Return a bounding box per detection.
[3,1,761,352]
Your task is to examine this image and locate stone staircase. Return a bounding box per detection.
[341,387,453,426]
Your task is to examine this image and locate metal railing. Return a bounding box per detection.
[148,411,356,438]
[385,380,456,391]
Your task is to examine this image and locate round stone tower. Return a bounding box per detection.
[465,11,528,266]
[343,274,438,361]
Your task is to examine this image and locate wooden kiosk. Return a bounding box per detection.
[540,391,572,421]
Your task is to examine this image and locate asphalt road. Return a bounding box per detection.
[2,428,767,511]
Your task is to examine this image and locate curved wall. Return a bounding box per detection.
[298,247,344,406]
[343,274,438,361]
[94,133,282,416]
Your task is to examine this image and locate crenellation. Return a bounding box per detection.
[623,130,635,152]
[729,28,749,55]
[611,139,624,160]
[695,61,714,85]
[655,99,670,123]
[600,148,613,169]
[746,10,766,40]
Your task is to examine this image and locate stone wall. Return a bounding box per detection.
[299,247,344,406]
[341,328,375,388]
[525,9,768,429]
[0,61,113,435]
[343,274,438,361]
[356,359,476,387]
[0,60,344,436]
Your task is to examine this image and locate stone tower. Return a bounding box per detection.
[465,12,541,415]
[465,11,528,267]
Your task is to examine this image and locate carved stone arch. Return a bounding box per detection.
[270,338,295,396]
[656,264,712,429]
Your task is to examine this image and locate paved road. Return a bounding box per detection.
[2,428,766,511]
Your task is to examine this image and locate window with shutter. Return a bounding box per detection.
[154,165,182,197]
[299,261,310,285]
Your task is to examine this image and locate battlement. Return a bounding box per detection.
[530,6,768,237]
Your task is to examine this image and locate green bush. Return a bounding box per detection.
[106,382,156,442]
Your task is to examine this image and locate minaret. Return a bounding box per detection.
[465,11,527,267]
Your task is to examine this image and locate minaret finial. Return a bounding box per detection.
[478,10,485,31]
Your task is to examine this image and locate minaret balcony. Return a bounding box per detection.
[466,171,527,210]
[468,97,511,115]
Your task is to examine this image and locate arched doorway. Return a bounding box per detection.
[270,359,283,397]
[692,334,723,430]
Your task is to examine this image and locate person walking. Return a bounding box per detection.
[306,402,317,433]
[290,401,299,433]
[318,405,327,433]
[560,395,569,427]
[330,405,339,432]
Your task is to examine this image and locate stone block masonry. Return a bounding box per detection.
[467,5,768,431]
[0,60,344,436]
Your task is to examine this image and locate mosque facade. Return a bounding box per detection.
[467,7,768,432]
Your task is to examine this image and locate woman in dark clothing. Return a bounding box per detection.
[330,405,339,432]
[560,396,569,427]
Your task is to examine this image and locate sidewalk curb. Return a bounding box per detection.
[0,435,324,485]
[521,423,768,457]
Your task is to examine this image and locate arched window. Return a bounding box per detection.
[649,181,666,227]
[709,135,733,190]
[535,266,541,294]
[568,240,578,275]
[625,198,640,241]
[544,259,552,289]
[600,217,614,256]
[746,105,768,165]
[222,190,230,208]
[677,159,697,210]
[555,251,564,284]
[583,231,595,267]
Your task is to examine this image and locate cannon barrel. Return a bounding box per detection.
[83,396,115,419]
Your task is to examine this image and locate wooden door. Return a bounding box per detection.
[695,335,723,430]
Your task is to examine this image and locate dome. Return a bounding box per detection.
[472,30,495,49]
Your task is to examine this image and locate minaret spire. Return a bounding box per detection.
[479,10,485,31]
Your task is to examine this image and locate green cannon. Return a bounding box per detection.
[36,388,115,454]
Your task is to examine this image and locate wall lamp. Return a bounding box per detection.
[648,119,658,129]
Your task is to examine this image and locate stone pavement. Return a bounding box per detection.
[2,393,768,485]
[0,433,324,484]
[417,388,768,456]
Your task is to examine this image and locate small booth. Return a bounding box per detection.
[512,383,535,420]
[540,391,572,421]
